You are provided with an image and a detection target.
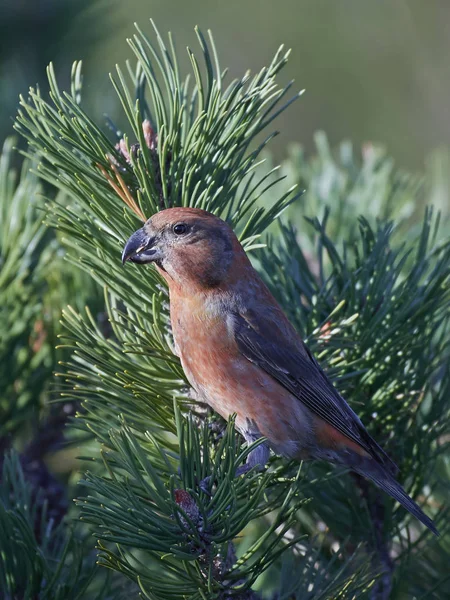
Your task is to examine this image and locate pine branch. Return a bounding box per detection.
[12,20,449,599]
[76,408,307,599]
[0,451,136,600]
[259,207,450,594]
[15,22,303,448]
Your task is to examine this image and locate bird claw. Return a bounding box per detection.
[198,441,269,493]
[234,463,252,477]
[198,475,214,496]
[197,460,259,495]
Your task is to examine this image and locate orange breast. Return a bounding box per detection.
[170,292,314,456]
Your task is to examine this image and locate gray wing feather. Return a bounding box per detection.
[232,311,398,476]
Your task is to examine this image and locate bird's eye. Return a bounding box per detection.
[173,223,188,235]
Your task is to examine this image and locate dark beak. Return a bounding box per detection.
[122,227,160,265]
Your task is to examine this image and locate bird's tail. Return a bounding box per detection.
[356,464,439,536]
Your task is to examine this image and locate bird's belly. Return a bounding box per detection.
[175,318,314,458]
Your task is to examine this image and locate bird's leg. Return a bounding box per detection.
[235,430,270,477]
[199,431,269,493]
[235,441,270,477]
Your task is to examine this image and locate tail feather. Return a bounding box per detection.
[357,467,439,536]
[360,429,399,477]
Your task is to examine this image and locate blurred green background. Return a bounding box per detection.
[2,0,450,170]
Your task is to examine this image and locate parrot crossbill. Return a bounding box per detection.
[122,207,438,535]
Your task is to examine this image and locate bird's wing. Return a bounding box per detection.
[232,309,398,475]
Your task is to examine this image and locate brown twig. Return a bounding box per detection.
[97,162,147,222]
[173,489,262,599]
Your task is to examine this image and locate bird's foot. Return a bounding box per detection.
[197,440,269,493]
[198,475,214,496]
[242,438,270,472]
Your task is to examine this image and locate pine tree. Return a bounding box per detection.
[2,20,448,599]
[0,138,117,598]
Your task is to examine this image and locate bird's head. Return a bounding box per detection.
[122,207,248,289]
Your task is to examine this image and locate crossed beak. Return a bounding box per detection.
[122,227,161,265]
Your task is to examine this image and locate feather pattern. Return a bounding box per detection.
[232,309,398,476]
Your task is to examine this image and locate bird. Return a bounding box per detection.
[122,207,438,535]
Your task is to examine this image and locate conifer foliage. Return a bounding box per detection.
[2,20,448,599]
